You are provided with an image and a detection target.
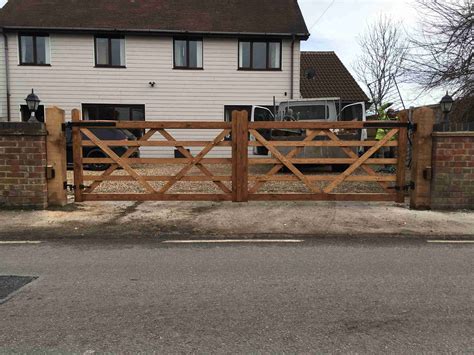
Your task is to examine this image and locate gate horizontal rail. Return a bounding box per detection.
[71,109,408,203]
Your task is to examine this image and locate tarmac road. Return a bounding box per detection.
[0,236,472,353]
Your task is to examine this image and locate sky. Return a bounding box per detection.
[0,0,445,107]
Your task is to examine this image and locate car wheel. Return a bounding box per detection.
[86,150,110,171]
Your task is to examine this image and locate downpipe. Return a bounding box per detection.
[290,35,295,100]
[2,31,11,122]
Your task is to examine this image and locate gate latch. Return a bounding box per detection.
[388,181,415,191]
[64,183,89,191]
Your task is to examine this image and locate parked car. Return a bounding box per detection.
[66,126,139,171]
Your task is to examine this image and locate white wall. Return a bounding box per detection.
[4,33,301,155]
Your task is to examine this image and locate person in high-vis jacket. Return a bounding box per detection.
[376,107,398,173]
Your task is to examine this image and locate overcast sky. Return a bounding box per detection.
[0,0,445,107]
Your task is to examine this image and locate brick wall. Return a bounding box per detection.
[0,122,48,209]
[431,132,474,210]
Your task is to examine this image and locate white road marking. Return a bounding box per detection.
[427,240,474,244]
[162,239,304,244]
[0,241,42,245]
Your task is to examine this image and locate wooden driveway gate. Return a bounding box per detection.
[70,109,409,203]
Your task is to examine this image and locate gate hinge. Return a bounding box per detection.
[64,183,89,191]
[388,181,415,191]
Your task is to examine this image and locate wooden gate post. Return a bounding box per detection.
[410,107,435,210]
[396,111,409,203]
[232,110,249,202]
[71,109,84,203]
[45,107,68,207]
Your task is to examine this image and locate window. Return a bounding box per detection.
[19,34,50,65]
[95,36,126,67]
[174,38,203,69]
[286,105,330,120]
[21,105,45,122]
[238,40,281,70]
[82,104,145,137]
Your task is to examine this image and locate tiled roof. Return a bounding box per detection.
[301,51,369,102]
[0,0,309,38]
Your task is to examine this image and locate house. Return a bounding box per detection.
[0,0,308,126]
[300,51,369,119]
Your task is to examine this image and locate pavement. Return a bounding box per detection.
[0,237,473,353]
[0,201,473,240]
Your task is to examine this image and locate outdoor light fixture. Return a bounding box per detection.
[440,91,454,122]
[25,89,41,123]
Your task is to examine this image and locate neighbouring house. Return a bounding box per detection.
[0,0,309,156]
[300,51,369,119]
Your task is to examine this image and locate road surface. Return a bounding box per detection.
[0,236,472,353]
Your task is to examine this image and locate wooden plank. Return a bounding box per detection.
[248,175,397,182]
[82,140,233,147]
[410,107,436,210]
[158,129,230,194]
[71,109,84,202]
[115,121,232,129]
[82,157,232,165]
[82,194,232,202]
[82,175,233,182]
[85,129,157,193]
[249,129,323,193]
[323,129,400,193]
[81,140,397,148]
[396,111,409,203]
[250,129,321,193]
[232,111,249,202]
[249,193,397,201]
[158,129,231,194]
[248,158,398,165]
[81,128,157,193]
[45,107,68,207]
[249,120,407,130]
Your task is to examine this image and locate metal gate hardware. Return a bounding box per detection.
[388,181,415,191]
[64,183,89,191]
[45,165,56,180]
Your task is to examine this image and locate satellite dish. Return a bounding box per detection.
[304,68,316,80]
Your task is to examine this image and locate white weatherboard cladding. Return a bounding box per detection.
[4,33,301,156]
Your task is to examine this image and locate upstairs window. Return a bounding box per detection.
[174,38,203,69]
[95,36,126,67]
[19,34,50,65]
[239,40,281,70]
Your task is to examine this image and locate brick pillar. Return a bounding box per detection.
[0,122,48,209]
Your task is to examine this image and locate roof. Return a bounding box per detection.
[300,51,369,102]
[0,0,309,38]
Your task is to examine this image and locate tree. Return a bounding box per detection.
[406,0,473,97]
[353,16,409,112]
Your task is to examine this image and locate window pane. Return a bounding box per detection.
[111,38,125,66]
[114,107,130,120]
[174,40,187,67]
[131,107,145,121]
[268,42,280,69]
[20,36,34,64]
[96,38,109,65]
[35,36,50,65]
[189,40,202,68]
[98,106,116,120]
[252,42,267,69]
[239,42,250,68]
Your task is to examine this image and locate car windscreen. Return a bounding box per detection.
[290,105,329,120]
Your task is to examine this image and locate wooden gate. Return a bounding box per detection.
[70,109,409,203]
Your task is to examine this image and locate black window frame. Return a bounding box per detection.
[238,39,282,71]
[94,35,126,68]
[173,37,204,70]
[82,103,145,121]
[18,33,51,66]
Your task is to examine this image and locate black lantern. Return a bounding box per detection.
[440,91,454,122]
[25,89,41,123]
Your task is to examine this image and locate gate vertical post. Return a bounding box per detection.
[45,106,68,206]
[71,109,84,202]
[232,110,249,202]
[395,111,409,203]
[410,107,435,210]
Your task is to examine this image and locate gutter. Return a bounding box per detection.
[2,26,311,40]
[290,34,295,100]
[2,30,10,122]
